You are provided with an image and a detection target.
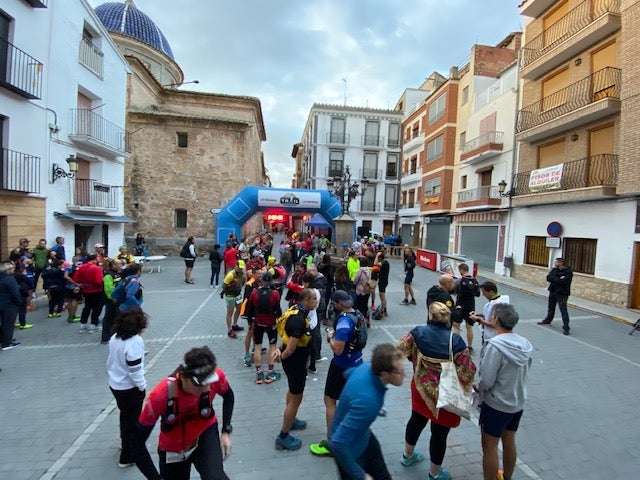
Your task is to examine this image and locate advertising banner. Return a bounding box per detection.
[439,253,476,277]
[257,190,321,209]
[528,164,563,191]
[416,249,439,271]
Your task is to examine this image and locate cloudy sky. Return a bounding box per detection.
[90,0,523,187]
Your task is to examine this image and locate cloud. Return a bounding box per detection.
[89,0,522,187]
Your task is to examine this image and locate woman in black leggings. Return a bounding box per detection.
[397,301,476,480]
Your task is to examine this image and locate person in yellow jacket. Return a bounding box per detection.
[346,250,360,281]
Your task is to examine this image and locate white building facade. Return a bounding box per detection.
[298,104,403,237]
[1,0,129,258]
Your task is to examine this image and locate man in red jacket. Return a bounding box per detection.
[73,254,105,333]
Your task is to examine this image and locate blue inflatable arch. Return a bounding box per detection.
[216,187,342,245]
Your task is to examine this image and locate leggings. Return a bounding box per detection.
[405,410,451,466]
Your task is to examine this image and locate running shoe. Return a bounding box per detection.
[1,341,21,351]
[290,418,307,430]
[19,324,34,329]
[410,299,417,305]
[88,324,98,334]
[68,315,81,323]
[255,371,264,384]
[265,371,281,384]
[428,468,451,480]
[401,451,426,466]
[78,323,87,333]
[231,324,244,331]
[243,352,252,367]
[227,329,237,339]
[275,434,302,451]
[310,439,332,456]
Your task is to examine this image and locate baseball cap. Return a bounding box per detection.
[95,243,104,249]
[185,365,219,386]
[261,272,273,285]
[479,281,497,292]
[331,289,353,307]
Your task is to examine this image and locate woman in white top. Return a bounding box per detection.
[106,306,148,468]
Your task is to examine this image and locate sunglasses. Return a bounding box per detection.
[187,366,219,386]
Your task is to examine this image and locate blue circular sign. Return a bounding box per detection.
[547,221,562,237]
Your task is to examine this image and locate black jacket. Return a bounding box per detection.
[0,272,22,309]
[426,285,461,323]
[547,267,573,296]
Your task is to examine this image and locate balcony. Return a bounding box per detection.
[360,168,383,181]
[521,0,621,79]
[519,0,556,17]
[358,201,380,212]
[388,138,401,149]
[383,201,396,212]
[69,109,130,157]
[326,132,350,145]
[385,167,398,180]
[403,130,425,153]
[67,179,120,211]
[0,38,43,99]
[361,135,385,148]
[511,154,617,206]
[460,131,504,164]
[401,168,423,187]
[1,148,40,193]
[325,166,345,178]
[456,186,503,210]
[516,67,620,142]
[78,36,104,78]
[24,0,48,7]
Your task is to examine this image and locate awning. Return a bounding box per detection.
[304,213,330,228]
[54,211,135,223]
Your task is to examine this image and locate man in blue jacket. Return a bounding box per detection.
[329,343,405,480]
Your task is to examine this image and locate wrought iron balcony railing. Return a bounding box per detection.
[457,186,501,202]
[516,67,621,133]
[362,135,384,147]
[0,37,43,99]
[326,132,349,144]
[70,109,130,153]
[461,131,504,154]
[512,154,617,195]
[69,179,120,210]
[1,148,40,193]
[78,36,104,78]
[360,168,382,180]
[383,202,396,212]
[358,201,380,212]
[521,0,620,68]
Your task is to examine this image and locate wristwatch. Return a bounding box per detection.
[221,424,233,434]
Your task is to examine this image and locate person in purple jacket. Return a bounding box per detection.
[329,344,405,480]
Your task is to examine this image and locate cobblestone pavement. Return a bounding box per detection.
[1,257,639,479]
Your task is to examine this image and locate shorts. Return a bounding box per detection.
[404,271,414,285]
[184,259,195,268]
[282,348,309,395]
[253,324,277,345]
[324,360,348,400]
[65,288,83,301]
[378,281,388,293]
[479,403,523,438]
[224,295,238,309]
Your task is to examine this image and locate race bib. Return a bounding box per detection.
[165,441,198,464]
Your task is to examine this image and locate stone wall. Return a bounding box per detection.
[513,263,631,308]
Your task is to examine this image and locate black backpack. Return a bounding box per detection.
[180,243,191,258]
[337,311,368,353]
[459,277,480,297]
[255,288,272,314]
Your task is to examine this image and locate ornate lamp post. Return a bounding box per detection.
[326,165,369,215]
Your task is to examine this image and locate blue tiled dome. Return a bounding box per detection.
[95,1,174,60]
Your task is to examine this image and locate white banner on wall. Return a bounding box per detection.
[529,164,563,191]
[257,190,322,209]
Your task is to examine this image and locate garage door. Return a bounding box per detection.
[460,226,498,268]
[426,224,450,253]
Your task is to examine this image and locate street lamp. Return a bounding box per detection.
[498,179,515,197]
[52,155,79,183]
[326,165,369,215]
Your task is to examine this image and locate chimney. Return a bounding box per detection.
[449,66,459,79]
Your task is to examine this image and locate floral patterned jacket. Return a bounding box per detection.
[398,323,476,418]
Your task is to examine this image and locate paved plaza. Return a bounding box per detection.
[1,257,639,479]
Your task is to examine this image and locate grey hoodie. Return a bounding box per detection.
[477,332,533,413]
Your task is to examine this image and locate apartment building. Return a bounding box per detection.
[296,104,403,237]
[453,34,521,269]
[512,0,640,308]
[397,74,443,246]
[1,0,130,258]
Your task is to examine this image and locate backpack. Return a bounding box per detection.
[180,243,191,258]
[276,305,311,347]
[459,276,480,297]
[369,305,383,321]
[364,279,378,295]
[337,310,368,353]
[112,277,141,303]
[255,288,273,314]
